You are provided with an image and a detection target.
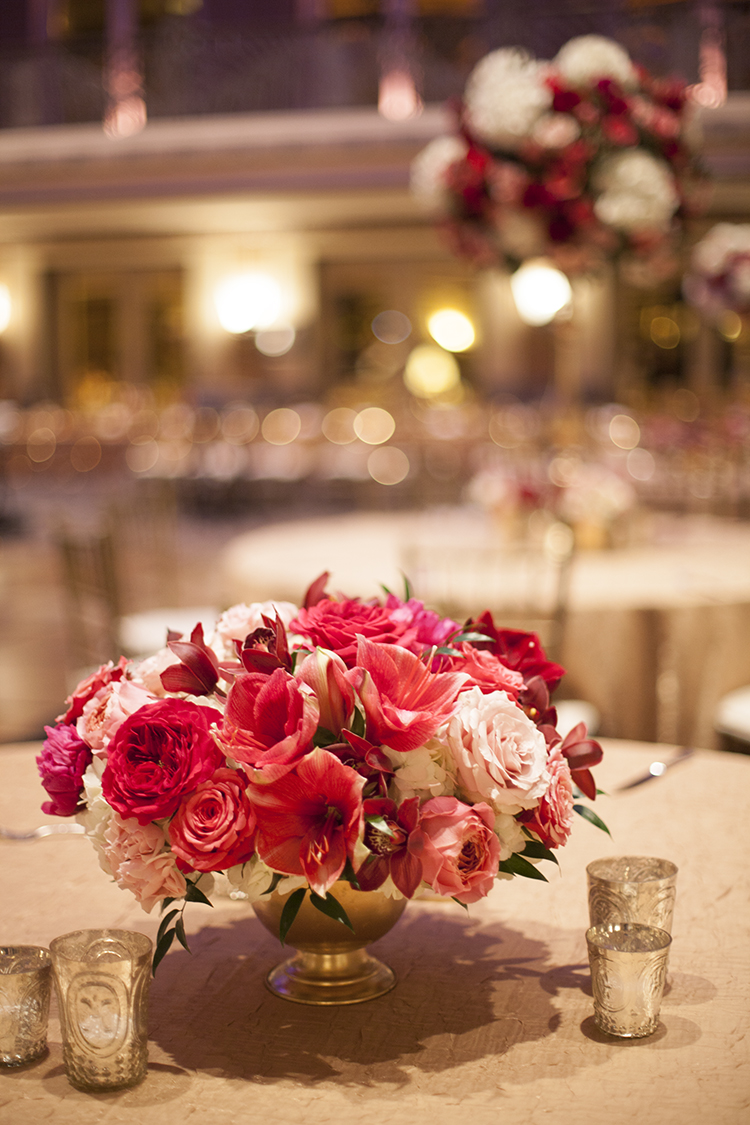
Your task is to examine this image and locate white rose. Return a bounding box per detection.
[593,150,679,233]
[445,686,549,812]
[464,48,552,150]
[410,135,468,208]
[554,35,637,89]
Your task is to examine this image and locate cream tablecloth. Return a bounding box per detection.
[219,509,750,747]
[1,739,748,1125]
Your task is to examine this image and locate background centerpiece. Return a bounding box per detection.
[38,574,605,1003]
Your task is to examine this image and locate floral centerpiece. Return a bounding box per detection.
[683,222,750,320]
[411,34,702,279]
[38,574,605,978]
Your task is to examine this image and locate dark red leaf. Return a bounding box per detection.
[303,572,330,609]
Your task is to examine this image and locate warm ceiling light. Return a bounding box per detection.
[510,259,572,326]
[214,273,283,334]
[404,345,460,398]
[0,284,11,333]
[427,308,475,352]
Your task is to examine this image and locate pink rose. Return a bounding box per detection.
[291,597,411,667]
[103,813,187,913]
[168,768,257,873]
[453,643,525,698]
[102,699,224,824]
[77,679,157,753]
[37,724,92,817]
[408,796,500,904]
[519,744,574,848]
[58,657,130,724]
[446,686,549,811]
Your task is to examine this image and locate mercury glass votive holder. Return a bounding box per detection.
[586,922,672,1038]
[0,946,52,1066]
[587,856,678,933]
[50,929,152,1092]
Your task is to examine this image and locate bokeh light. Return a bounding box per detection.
[353,407,396,445]
[367,445,410,485]
[261,407,301,445]
[510,260,572,326]
[371,310,411,344]
[609,414,641,450]
[70,436,102,473]
[404,345,460,398]
[427,309,475,352]
[0,284,11,333]
[255,325,296,356]
[322,407,357,444]
[214,273,283,334]
[626,447,656,481]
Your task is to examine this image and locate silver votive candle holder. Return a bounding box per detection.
[50,929,152,1092]
[586,922,672,1038]
[587,855,678,933]
[0,945,53,1066]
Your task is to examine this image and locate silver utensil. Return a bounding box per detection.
[616,746,695,791]
[0,823,85,840]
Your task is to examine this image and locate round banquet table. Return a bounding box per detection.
[219,508,750,749]
[1,738,748,1125]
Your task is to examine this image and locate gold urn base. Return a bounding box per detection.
[252,883,407,1006]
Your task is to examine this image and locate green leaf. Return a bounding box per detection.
[452,897,469,912]
[350,708,365,739]
[499,854,549,882]
[573,804,612,837]
[291,648,313,671]
[521,839,559,866]
[364,814,396,837]
[174,914,190,953]
[380,583,393,597]
[313,726,338,748]
[341,858,361,889]
[160,897,177,911]
[152,927,175,975]
[262,872,284,896]
[435,645,460,656]
[400,571,413,602]
[185,881,214,907]
[451,631,493,645]
[156,908,179,947]
[309,890,354,932]
[279,887,307,945]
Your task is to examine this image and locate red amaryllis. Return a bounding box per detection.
[218,667,318,781]
[357,796,422,898]
[295,648,356,736]
[168,768,257,873]
[347,636,468,753]
[58,657,129,724]
[291,597,411,668]
[408,796,500,904]
[247,748,364,897]
[102,699,224,825]
[469,612,565,691]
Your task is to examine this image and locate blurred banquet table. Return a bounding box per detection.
[1,738,748,1125]
[220,509,750,748]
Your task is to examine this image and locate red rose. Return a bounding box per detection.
[168,768,257,873]
[291,597,410,667]
[102,699,223,825]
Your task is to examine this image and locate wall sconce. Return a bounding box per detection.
[214,272,283,334]
[510,259,572,326]
[0,284,11,333]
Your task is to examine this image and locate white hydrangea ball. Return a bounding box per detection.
[593,149,679,233]
[554,34,637,89]
[464,48,552,150]
[410,135,468,208]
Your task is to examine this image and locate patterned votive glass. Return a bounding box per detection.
[586,856,678,933]
[586,922,672,1038]
[50,929,152,1091]
[0,946,52,1066]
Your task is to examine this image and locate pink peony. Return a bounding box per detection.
[247,748,364,897]
[77,679,157,753]
[37,724,92,817]
[408,796,500,904]
[452,643,525,698]
[446,686,549,811]
[519,744,574,848]
[58,657,130,724]
[291,597,411,667]
[102,699,224,825]
[218,668,318,780]
[348,636,468,754]
[168,768,257,873]
[102,813,187,913]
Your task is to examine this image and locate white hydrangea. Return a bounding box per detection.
[225,856,306,904]
[494,812,528,862]
[76,758,114,875]
[553,34,637,89]
[593,149,679,233]
[410,135,468,207]
[384,739,453,800]
[464,48,552,150]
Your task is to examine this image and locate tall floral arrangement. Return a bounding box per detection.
[683,222,750,320]
[38,575,605,969]
[411,34,702,278]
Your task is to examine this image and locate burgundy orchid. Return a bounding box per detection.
[237,611,293,676]
[347,635,468,753]
[218,667,318,781]
[556,722,603,801]
[246,747,364,897]
[327,730,394,799]
[357,796,422,898]
[161,623,224,698]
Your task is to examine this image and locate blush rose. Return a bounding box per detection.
[102,813,187,913]
[408,796,500,904]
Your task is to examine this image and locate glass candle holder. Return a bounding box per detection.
[587,856,678,933]
[0,946,52,1066]
[50,929,152,1092]
[586,922,672,1038]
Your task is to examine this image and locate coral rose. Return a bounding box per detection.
[169,768,257,873]
[102,699,224,825]
[446,686,549,811]
[37,724,92,817]
[408,796,500,904]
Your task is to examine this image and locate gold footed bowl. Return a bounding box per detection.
[252,883,407,1005]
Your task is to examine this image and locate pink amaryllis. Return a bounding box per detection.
[218,667,318,781]
[295,648,356,736]
[357,796,422,898]
[246,748,365,897]
[347,635,468,753]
